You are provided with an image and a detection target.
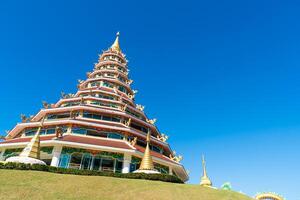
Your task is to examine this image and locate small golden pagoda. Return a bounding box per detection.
[200,155,212,187]
[139,132,155,170]
[5,119,46,165]
[19,126,41,159]
[134,131,159,174]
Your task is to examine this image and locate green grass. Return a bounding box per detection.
[0,169,253,200]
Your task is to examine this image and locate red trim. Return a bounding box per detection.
[0,135,134,150]
[59,135,134,150]
[0,135,54,144]
[134,145,177,164]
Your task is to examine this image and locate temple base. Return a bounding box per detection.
[133,169,160,174]
[5,156,46,165]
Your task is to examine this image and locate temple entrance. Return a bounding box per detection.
[69,153,82,169]
[101,158,114,172]
[58,152,122,172]
[81,154,92,170]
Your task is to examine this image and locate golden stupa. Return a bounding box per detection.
[5,119,46,165]
[110,32,121,52]
[139,132,155,170]
[200,155,212,187]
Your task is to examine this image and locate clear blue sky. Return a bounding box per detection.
[0,0,299,199]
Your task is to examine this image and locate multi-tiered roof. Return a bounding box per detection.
[0,33,188,182]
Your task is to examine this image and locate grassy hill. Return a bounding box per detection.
[0,169,253,200]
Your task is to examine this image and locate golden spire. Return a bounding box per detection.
[110,32,121,52]
[19,118,45,159]
[139,131,155,170]
[200,155,212,187]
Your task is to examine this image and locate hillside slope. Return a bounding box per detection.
[0,170,253,200]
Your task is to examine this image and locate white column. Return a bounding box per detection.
[169,166,173,175]
[50,146,62,167]
[0,149,5,161]
[122,153,132,173]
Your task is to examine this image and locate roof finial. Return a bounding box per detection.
[200,155,212,187]
[110,32,121,52]
[202,155,207,177]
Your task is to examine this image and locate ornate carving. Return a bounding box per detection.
[70,110,78,119]
[78,79,84,84]
[113,87,118,93]
[55,126,64,138]
[136,104,145,111]
[169,151,183,163]
[61,92,75,99]
[20,114,26,122]
[80,97,85,105]
[20,114,33,123]
[86,72,91,78]
[42,101,49,109]
[42,101,55,109]
[157,133,169,142]
[126,79,133,85]
[124,118,131,127]
[120,104,127,112]
[128,94,135,99]
[130,137,137,146]
[147,118,157,125]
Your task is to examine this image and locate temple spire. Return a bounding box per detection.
[110,32,121,52]
[200,155,212,187]
[19,118,45,159]
[139,131,155,170]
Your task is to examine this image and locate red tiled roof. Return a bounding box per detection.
[0,135,54,144]
[134,145,177,164]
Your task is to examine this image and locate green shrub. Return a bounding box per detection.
[0,162,183,184]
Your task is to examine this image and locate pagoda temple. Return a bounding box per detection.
[0,33,188,182]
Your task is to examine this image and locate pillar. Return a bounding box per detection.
[50,146,62,167]
[169,166,173,175]
[122,153,132,173]
[0,149,5,161]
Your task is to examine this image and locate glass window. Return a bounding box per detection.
[107,133,123,140]
[118,86,126,93]
[61,102,80,107]
[69,153,83,169]
[24,128,38,136]
[102,116,111,121]
[115,160,123,173]
[83,112,102,120]
[58,154,71,168]
[152,145,163,153]
[103,81,113,88]
[92,157,101,171]
[101,158,114,172]
[130,123,148,133]
[47,113,70,120]
[91,82,99,87]
[130,163,140,172]
[81,154,92,170]
[72,127,87,135]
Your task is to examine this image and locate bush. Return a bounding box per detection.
[0,162,183,184]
